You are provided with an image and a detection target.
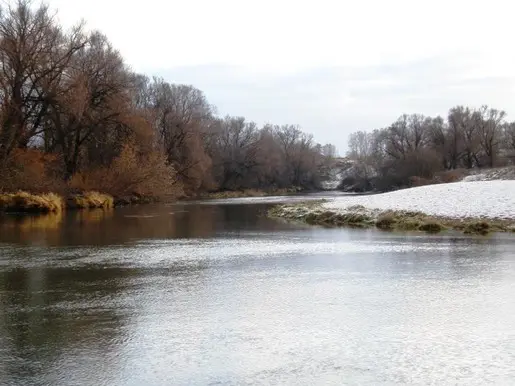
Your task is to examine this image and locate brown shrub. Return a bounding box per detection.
[436,169,467,184]
[70,143,182,200]
[0,149,65,193]
[410,169,467,187]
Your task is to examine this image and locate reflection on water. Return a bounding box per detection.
[0,203,264,246]
[1,197,515,385]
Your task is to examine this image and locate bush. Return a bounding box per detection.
[67,191,114,209]
[0,149,65,193]
[70,143,182,200]
[436,169,467,183]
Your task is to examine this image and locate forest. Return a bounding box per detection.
[0,0,336,204]
[344,105,515,191]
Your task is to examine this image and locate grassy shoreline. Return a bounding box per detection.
[0,191,115,213]
[268,201,515,236]
[0,187,302,213]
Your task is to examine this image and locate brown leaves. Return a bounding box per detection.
[0,148,65,193]
[69,141,182,199]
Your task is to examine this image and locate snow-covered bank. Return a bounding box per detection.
[269,180,515,234]
[461,166,515,182]
[322,180,515,220]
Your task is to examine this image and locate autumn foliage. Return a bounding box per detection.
[69,143,182,199]
[1,149,64,193]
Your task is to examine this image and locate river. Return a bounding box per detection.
[0,195,514,385]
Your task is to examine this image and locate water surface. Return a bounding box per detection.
[1,196,514,385]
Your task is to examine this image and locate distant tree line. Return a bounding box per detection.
[344,105,515,191]
[0,1,335,198]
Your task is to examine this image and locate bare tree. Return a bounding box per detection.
[448,106,480,168]
[503,122,515,163]
[143,79,214,192]
[209,116,261,189]
[474,105,506,167]
[45,31,130,178]
[0,0,86,174]
[383,114,429,160]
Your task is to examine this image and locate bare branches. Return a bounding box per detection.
[345,105,514,192]
[0,0,335,195]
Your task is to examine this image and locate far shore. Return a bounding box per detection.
[195,187,306,200]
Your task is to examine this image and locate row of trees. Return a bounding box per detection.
[346,105,515,191]
[0,1,334,197]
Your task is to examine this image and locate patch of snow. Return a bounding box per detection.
[322,180,515,219]
[462,174,487,182]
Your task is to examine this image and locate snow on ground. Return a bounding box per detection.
[462,174,489,182]
[322,180,515,219]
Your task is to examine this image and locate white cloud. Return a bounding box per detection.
[48,0,515,70]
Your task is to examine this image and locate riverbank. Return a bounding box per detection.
[269,181,515,235]
[198,187,303,200]
[0,187,305,213]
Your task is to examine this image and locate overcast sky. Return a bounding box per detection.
[47,0,515,153]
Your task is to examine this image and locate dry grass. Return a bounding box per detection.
[418,222,445,233]
[0,191,63,213]
[375,213,397,230]
[67,191,114,209]
[462,221,491,235]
